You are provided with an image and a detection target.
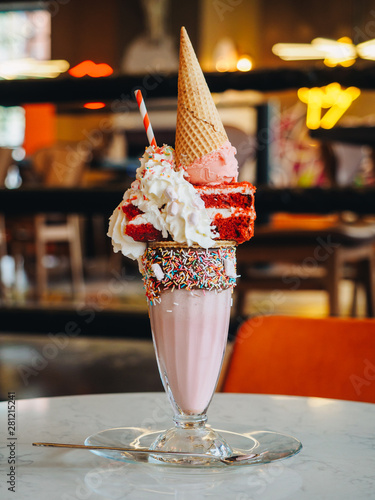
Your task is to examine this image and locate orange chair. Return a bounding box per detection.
[222,315,375,403]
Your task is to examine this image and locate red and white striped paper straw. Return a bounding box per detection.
[134,90,157,148]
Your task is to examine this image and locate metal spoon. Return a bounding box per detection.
[32,442,258,464]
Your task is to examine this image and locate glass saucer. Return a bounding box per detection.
[85,426,302,468]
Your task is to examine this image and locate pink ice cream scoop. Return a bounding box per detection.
[183,141,239,185]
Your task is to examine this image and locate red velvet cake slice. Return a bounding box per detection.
[195,182,256,244]
[121,202,163,242]
[120,182,255,244]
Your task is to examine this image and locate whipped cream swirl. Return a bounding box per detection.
[108,145,216,260]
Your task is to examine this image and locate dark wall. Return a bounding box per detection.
[51,0,200,71]
[260,0,375,67]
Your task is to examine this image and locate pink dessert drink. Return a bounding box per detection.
[149,287,232,415]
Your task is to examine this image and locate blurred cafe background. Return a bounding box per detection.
[0,0,375,401]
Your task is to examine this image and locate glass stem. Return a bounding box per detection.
[173,413,207,429]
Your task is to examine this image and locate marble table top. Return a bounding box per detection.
[0,392,374,499]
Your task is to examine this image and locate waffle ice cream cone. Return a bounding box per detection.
[175,27,228,169]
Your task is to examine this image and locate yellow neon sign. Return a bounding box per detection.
[298,82,360,129]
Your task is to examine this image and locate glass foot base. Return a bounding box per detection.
[148,426,233,465]
[85,426,302,468]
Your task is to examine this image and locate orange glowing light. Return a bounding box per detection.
[236,56,253,72]
[215,60,230,72]
[69,60,113,78]
[83,102,106,110]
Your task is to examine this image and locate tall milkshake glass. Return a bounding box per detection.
[85,237,302,467]
[143,241,237,465]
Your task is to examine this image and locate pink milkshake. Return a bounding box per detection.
[141,241,236,461]
[149,287,231,415]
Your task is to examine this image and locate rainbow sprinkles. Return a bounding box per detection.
[140,244,237,303]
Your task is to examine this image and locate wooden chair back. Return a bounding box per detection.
[0,147,13,186]
[32,144,89,187]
